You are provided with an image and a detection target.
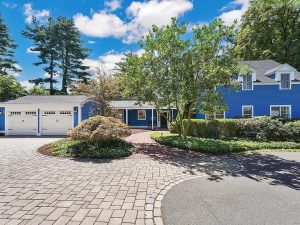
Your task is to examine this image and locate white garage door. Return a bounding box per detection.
[41,110,73,135]
[7,111,37,135]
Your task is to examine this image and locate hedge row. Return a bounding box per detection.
[170,117,300,142]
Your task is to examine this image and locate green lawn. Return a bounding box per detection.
[151,132,300,154]
[46,138,135,159]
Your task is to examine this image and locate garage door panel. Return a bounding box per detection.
[7,111,37,135]
[41,110,73,135]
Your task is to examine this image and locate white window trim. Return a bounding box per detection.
[270,105,291,119]
[242,105,254,118]
[137,110,147,120]
[205,112,226,119]
[279,73,291,90]
[242,74,253,91]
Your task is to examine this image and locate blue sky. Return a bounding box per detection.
[0,0,249,89]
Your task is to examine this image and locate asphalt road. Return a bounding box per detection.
[162,152,300,225]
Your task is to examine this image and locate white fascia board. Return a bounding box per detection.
[3,103,77,111]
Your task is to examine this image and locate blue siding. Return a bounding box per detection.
[196,84,300,119]
[81,101,98,121]
[0,107,5,131]
[128,109,157,127]
[74,107,79,127]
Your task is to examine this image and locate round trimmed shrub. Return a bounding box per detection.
[68,116,131,140]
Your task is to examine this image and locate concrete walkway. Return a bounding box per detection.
[0,131,241,225]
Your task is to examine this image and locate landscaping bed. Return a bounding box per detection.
[151,132,300,154]
[38,138,135,159]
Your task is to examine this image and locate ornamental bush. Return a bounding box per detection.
[177,117,300,142]
[68,116,131,140]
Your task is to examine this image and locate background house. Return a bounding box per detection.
[196,60,300,119]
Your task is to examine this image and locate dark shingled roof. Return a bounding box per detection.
[240,60,300,83]
[4,95,88,104]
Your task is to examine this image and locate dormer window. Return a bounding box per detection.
[242,74,253,90]
[280,73,291,89]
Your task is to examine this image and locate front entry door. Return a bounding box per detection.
[160,112,168,128]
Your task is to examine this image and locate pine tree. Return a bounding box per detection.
[23,17,59,95]
[55,17,90,94]
[0,14,20,76]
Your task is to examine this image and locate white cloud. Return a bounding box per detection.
[73,11,127,38]
[74,0,193,43]
[88,40,96,44]
[26,47,39,54]
[219,0,249,25]
[24,3,50,24]
[124,0,193,43]
[20,80,35,90]
[43,72,59,78]
[2,1,17,9]
[7,64,22,77]
[104,0,122,11]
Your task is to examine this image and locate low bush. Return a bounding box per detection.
[48,138,134,159]
[151,132,300,154]
[68,116,131,140]
[176,117,300,142]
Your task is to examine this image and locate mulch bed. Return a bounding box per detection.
[37,145,53,156]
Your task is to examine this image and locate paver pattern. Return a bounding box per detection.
[0,131,240,225]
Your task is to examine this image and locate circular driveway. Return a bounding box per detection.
[162,153,300,225]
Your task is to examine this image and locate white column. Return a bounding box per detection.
[37,109,41,136]
[78,105,82,123]
[151,109,154,130]
[125,109,128,125]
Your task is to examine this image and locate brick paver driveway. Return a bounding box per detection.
[0,131,240,225]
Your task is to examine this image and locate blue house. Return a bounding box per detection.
[196,60,300,119]
[0,96,175,136]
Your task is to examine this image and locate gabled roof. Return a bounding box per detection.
[4,95,88,104]
[240,60,300,83]
[110,100,154,109]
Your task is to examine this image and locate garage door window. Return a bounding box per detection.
[60,111,71,115]
[25,112,36,116]
[10,112,21,116]
[44,111,55,115]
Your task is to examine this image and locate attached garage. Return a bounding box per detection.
[0,95,95,136]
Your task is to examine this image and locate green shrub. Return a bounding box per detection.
[68,116,131,140]
[49,138,134,159]
[176,117,300,142]
[151,132,300,154]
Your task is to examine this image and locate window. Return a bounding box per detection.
[205,112,225,119]
[0,110,4,115]
[242,74,253,90]
[270,106,291,119]
[25,111,36,116]
[117,109,124,120]
[44,111,55,115]
[242,106,253,118]
[60,111,71,115]
[280,73,290,89]
[137,110,146,120]
[10,112,21,116]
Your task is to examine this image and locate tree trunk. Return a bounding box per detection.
[61,50,68,94]
[49,55,54,95]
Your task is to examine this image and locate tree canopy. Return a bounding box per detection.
[117,18,244,136]
[0,75,25,102]
[0,14,20,76]
[237,0,300,70]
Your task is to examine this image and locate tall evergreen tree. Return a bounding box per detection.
[0,14,20,76]
[55,17,90,94]
[237,0,300,70]
[23,18,59,95]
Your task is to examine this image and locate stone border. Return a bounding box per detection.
[145,174,206,225]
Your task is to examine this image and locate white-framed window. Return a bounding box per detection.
[10,112,21,116]
[205,112,225,119]
[242,106,253,118]
[280,73,291,89]
[270,105,291,119]
[0,110,4,115]
[25,111,36,116]
[137,110,146,120]
[60,111,71,115]
[242,74,253,90]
